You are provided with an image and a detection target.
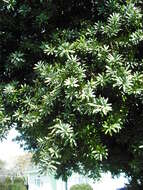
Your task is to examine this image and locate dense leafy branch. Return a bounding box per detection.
[0,0,143,189]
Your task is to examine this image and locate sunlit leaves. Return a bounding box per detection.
[65,55,86,81]
[3,83,16,94]
[102,114,123,136]
[139,145,143,149]
[95,73,108,87]
[34,61,63,87]
[88,97,112,115]
[22,113,41,127]
[105,0,120,13]
[103,120,122,136]
[3,0,16,10]
[80,82,95,101]
[106,66,134,93]
[9,51,25,69]
[49,119,76,147]
[91,145,108,161]
[129,29,143,45]
[0,108,10,127]
[97,45,110,61]
[64,77,79,88]
[102,13,122,37]
[36,119,76,173]
[0,99,10,137]
[123,3,142,28]
[41,43,57,56]
[75,36,93,53]
[132,72,143,94]
[37,138,61,173]
[58,42,75,57]
[106,52,123,66]
[34,61,48,77]
[13,109,24,121]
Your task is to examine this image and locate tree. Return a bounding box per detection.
[0,159,5,170]
[0,0,143,189]
[12,153,32,176]
[0,176,26,190]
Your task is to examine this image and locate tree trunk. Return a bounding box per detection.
[65,179,68,190]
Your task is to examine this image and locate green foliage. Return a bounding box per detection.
[4,177,12,190]
[0,182,6,190]
[13,178,24,184]
[0,159,5,170]
[5,177,12,184]
[70,184,93,190]
[0,177,26,190]
[12,177,26,190]
[0,0,143,188]
[11,183,26,190]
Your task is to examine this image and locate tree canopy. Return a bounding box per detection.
[0,0,143,189]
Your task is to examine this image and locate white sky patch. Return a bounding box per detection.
[68,172,128,190]
[0,128,25,168]
[90,173,128,190]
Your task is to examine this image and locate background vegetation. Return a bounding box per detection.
[70,183,93,190]
[0,177,26,190]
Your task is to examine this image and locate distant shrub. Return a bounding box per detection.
[12,177,26,190]
[13,177,24,184]
[5,177,12,184]
[0,176,26,190]
[0,177,12,190]
[4,177,12,190]
[70,183,93,190]
[0,181,6,190]
[11,183,26,190]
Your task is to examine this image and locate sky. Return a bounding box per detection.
[88,173,128,190]
[68,173,128,190]
[0,128,25,168]
[0,128,128,189]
